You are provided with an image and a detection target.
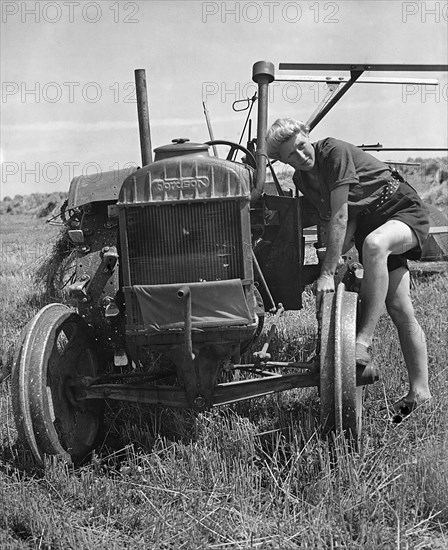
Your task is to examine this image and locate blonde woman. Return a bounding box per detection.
[266,118,431,415]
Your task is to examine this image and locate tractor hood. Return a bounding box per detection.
[118,155,253,204]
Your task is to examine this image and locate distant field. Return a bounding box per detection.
[1,213,447,549]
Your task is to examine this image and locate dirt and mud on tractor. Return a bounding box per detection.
[11,61,447,465]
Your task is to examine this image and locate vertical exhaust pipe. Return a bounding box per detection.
[134,69,153,166]
[251,61,275,202]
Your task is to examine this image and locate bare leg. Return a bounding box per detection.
[356,220,419,348]
[356,247,389,348]
[385,266,431,402]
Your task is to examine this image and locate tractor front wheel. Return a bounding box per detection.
[11,304,103,465]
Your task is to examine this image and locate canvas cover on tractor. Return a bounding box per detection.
[132,279,253,332]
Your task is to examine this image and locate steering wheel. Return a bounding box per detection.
[205,140,256,169]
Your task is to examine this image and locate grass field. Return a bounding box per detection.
[1,214,447,549]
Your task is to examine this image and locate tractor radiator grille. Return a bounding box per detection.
[125,201,244,285]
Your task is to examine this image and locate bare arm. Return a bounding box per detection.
[315,185,349,310]
[320,185,349,277]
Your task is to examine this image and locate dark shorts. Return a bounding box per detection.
[354,181,430,272]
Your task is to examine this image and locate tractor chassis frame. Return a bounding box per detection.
[71,358,377,410]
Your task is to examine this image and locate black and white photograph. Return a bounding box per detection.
[1,1,447,548]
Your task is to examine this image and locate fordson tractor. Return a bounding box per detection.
[17,59,444,464]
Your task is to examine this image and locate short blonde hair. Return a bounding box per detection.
[266,118,309,160]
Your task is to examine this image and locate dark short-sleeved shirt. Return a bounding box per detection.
[293,137,392,219]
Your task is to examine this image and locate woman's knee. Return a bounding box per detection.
[362,232,388,260]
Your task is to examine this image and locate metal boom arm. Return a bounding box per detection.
[278,63,448,131]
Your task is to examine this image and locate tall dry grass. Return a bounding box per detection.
[1,214,447,549]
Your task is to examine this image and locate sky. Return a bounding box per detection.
[1,0,447,198]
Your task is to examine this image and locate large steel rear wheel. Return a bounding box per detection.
[11,304,103,465]
[319,283,362,440]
